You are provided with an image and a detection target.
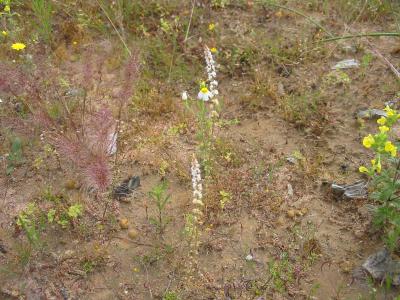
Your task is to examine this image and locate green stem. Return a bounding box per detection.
[321,32,400,43]
[259,0,333,37]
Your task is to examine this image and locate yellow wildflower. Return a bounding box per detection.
[384,105,396,117]
[2,31,7,36]
[11,43,26,51]
[384,141,397,157]
[4,5,10,12]
[371,159,381,173]
[201,87,209,94]
[379,125,390,133]
[376,161,382,173]
[362,134,375,148]
[359,166,368,173]
[210,47,217,53]
[208,23,215,31]
[377,116,386,125]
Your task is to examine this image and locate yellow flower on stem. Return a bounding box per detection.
[377,116,386,125]
[384,141,397,157]
[11,42,26,51]
[362,134,375,148]
[371,159,382,173]
[208,23,215,31]
[379,125,390,133]
[359,166,369,173]
[210,47,217,53]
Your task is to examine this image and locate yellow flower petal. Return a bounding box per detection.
[4,5,10,12]
[208,23,215,31]
[11,42,26,51]
[362,134,375,148]
[210,47,217,53]
[201,87,209,93]
[377,117,386,125]
[379,125,390,133]
[376,161,382,173]
[384,141,397,157]
[359,166,369,173]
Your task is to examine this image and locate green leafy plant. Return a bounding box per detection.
[31,0,52,43]
[148,181,172,233]
[47,203,83,229]
[163,291,180,300]
[6,136,23,175]
[16,203,43,247]
[219,190,231,209]
[268,252,294,293]
[359,105,400,250]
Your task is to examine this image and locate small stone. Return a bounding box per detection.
[128,229,138,239]
[65,179,78,190]
[119,218,129,230]
[287,210,296,219]
[276,216,285,226]
[340,260,353,273]
[287,183,294,197]
[295,209,303,216]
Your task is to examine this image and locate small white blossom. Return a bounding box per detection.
[182,91,188,101]
[245,254,254,261]
[197,88,212,102]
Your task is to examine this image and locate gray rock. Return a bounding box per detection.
[331,180,368,200]
[362,248,400,285]
[356,108,387,120]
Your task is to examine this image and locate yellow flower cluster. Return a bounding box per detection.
[360,106,400,175]
[359,158,382,174]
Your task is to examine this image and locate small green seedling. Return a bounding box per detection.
[6,137,23,175]
[148,180,172,234]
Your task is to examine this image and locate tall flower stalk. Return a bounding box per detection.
[184,155,204,252]
[185,45,221,177]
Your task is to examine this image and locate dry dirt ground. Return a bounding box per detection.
[1,1,400,299]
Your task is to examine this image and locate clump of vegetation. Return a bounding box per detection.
[148,180,172,234]
[31,0,52,43]
[359,106,400,250]
[6,136,23,175]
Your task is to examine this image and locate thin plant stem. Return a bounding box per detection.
[81,90,87,137]
[259,0,333,37]
[95,0,132,57]
[168,34,177,83]
[184,0,195,43]
[322,32,400,43]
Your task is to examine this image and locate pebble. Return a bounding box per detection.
[65,179,78,190]
[128,229,138,239]
[287,210,296,219]
[340,260,353,273]
[119,218,129,230]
